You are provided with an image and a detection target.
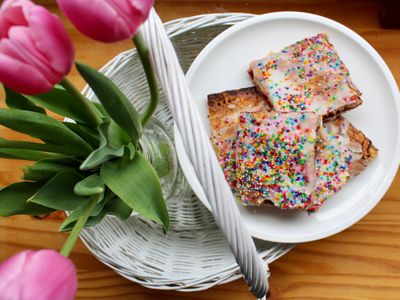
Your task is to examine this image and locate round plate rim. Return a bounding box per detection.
[175,11,400,243]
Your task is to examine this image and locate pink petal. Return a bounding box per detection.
[57,0,136,43]
[108,0,145,35]
[111,0,153,37]
[26,5,73,75]
[0,5,26,37]
[0,52,53,94]
[0,0,33,12]
[0,0,34,36]
[129,0,153,20]
[107,0,133,22]
[5,26,49,66]
[6,26,61,84]
[0,36,22,60]
[0,250,31,297]
[21,250,78,300]
[0,250,77,300]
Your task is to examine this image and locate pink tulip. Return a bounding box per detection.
[0,250,78,300]
[0,0,74,94]
[57,0,153,43]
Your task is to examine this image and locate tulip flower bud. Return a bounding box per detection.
[0,250,78,300]
[57,0,153,43]
[0,0,74,95]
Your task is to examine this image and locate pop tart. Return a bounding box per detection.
[235,111,321,209]
[249,33,362,118]
[207,88,377,211]
[208,87,271,187]
[310,116,378,210]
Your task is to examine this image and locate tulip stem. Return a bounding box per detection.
[132,31,159,127]
[60,196,98,257]
[59,78,103,127]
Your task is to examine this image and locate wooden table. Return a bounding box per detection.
[1,0,399,299]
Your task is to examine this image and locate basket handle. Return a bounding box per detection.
[141,9,269,299]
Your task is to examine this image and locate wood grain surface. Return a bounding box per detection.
[1,0,400,299]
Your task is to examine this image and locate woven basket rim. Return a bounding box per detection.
[78,12,294,292]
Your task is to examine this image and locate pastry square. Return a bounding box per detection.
[208,87,378,211]
[208,87,271,187]
[235,111,321,209]
[249,33,362,118]
[310,116,378,210]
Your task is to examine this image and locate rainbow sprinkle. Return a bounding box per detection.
[309,118,354,210]
[234,111,321,209]
[249,33,361,116]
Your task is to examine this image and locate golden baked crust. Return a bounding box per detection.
[322,116,378,176]
[208,87,270,130]
[208,87,378,211]
[309,115,378,210]
[323,100,363,120]
[248,33,363,118]
[234,111,321,209]
[347,119,378,175]
[208,87,271,187]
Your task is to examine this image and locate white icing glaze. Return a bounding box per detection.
[249,33,361,116]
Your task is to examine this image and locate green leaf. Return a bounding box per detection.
[60,210,103,232]
[150,142,171,177]
[105,196,133,220]
[59,192,104,232]
[28,170,87,210]
[4,86,46,114]
[79,121,132,171]
[93,103,109,118]
[80,146,124,171]
[0,137,84,156]
[63,122,100,148]
[0,108,93,155]
[75,62,142,143]
[83,189,107,215]
[23,158,80,182]
[0,149,59,161]
[0,182,55,217]
[108,120,131,149]
[101,152,169,231]
[74,174,104,196]
[27,85,101,127]
[60,195,132,232]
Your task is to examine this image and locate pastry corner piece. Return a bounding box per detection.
[207,87,271,187]
[347,120,378,175]
[235,111,321,210]
[208,87,271,130]
[248,33,362,118]
[310,116,378,210]
[208,87,378,211]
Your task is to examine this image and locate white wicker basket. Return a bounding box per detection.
[79,13,294,292]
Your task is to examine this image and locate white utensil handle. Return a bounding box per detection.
[141,9,269,298]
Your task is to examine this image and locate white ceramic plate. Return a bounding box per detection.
[175,12,400,243]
